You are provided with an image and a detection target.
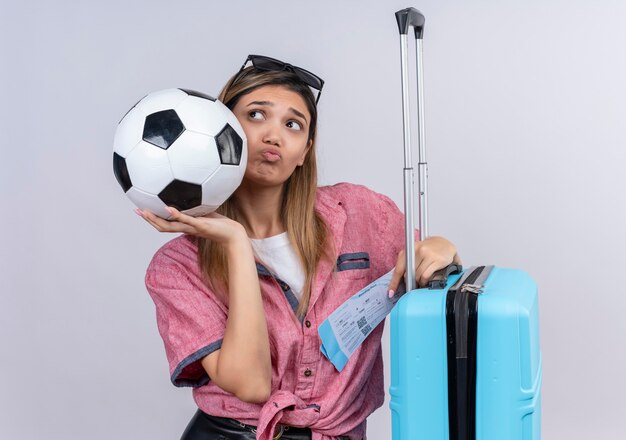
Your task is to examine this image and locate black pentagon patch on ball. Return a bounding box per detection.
[143,109,185,150]
[113,152,132,193]
[215,124,243,165]
[158,180,202,211]
[179,88,216,101]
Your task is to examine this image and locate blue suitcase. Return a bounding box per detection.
[390,266,542,439]
[389,8,542,439]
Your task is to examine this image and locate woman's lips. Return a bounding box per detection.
[261,151,281,162]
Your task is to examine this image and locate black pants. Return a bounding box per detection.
[181,409,350,440]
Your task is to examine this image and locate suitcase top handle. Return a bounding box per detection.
[395,7,425,39]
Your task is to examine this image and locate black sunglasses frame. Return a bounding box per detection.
[238,54,325,104]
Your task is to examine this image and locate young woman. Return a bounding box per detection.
[137,55,460,440]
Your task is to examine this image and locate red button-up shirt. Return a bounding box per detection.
[145,183,407,440]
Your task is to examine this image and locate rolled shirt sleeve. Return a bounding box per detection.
[368,186,421,269]
[145,236,227,388]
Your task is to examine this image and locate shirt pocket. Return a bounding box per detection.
[336,252,370,279]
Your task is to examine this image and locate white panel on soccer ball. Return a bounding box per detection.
[175,95,229,136]
[201,164,245,207]
[113,107,147,157]
[125,141,174,194]
[136,88,188,116]
[167,130,221,184]
[126,187,172,220]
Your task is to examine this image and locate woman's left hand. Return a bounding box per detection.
[387,236,461,296]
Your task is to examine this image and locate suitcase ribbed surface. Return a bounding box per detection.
[390,267,542,439]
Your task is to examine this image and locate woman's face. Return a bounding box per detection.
[231,85,312,189]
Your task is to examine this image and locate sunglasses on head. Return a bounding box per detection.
[238,54,325,104]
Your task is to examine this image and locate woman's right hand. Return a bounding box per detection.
[136,207,247,246]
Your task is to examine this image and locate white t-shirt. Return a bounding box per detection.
[250,232,305,301]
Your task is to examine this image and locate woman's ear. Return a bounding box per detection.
[298,140,313,166]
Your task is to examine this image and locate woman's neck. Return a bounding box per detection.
[232,182,285,239]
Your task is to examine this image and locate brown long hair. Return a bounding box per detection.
[197,66,332,318]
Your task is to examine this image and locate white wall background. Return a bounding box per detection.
[1,0,625,438]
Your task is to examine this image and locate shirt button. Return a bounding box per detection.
[304,369,312,377]
[305,320,312,328]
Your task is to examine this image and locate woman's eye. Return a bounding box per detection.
[287,120,302,130]
[249,110,264,120]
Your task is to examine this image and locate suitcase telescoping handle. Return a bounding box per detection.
[395,8,461,291]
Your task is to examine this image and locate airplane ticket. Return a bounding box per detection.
[318,269,404,371]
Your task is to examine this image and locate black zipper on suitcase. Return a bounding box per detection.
[445,266,484,440]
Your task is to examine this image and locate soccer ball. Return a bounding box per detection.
[113,88,247,219]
